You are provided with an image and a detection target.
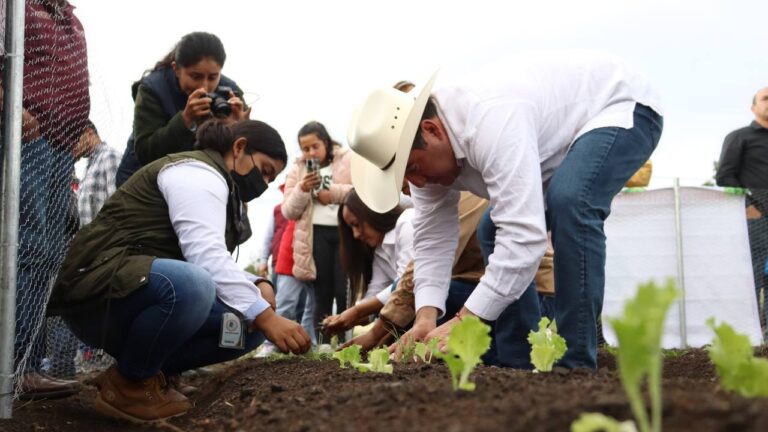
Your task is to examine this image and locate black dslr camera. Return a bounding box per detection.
[207,86,233,117]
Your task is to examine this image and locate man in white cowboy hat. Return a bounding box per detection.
[348,50,663,370]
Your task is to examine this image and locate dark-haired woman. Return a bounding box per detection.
[321,190,411,334]
[323,191,488,354]
[116,31,249,186]
[49,120,311,423]
[281,121,352,338]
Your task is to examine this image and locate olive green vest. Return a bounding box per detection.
[48,149,243,316]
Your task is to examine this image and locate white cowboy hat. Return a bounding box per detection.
[347,71,439,213]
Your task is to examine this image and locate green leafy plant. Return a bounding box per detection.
[434,316,492,391]
[607,279,679,432]
[414,337,440,364]
[571,413,638,432]
[332,344,361,368]
[355,348,394,374]
[706,318,768,397]
[527,317,567,372]
[332,345,393,374]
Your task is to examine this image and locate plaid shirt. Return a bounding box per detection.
[78,142,122,226]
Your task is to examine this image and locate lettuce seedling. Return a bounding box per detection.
[414,337,441,364]
[355,348,394,374]
[608,280,678,432]
[332,344,361,368]
[436,316,492,391]
[527,317,567,372]
[706,318,768,397]
[571,413,638,432]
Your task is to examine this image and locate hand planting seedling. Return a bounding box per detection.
[706,318,768,397]
[434,316,491,391]
[527,317,567,372]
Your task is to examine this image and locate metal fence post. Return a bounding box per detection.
[673,178,688,348]
[0,0,26,419]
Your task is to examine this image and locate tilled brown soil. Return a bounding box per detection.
[1,348,767,432]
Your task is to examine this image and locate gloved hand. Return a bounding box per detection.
[723,187,747,196]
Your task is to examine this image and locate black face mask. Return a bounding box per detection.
[231,154,268,202]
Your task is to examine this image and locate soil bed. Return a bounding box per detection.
[2,348,767,432]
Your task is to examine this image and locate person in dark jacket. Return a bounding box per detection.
[115,31,249,186]
[716,86,768,335]
[49,119,311,423]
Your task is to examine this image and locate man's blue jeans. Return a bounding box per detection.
[63,259,264,380]
[546,104,663,369]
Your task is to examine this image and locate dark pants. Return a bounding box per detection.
[748,215,768,334]
[311,225,348,337]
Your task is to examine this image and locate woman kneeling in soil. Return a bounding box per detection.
[322,189,486,350]
[49,119,311,423]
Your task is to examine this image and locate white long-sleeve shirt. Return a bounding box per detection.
[411,50,664,321]
[157,161,271,321]
[364,209,415,304]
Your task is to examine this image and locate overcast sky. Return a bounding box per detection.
[73,0,767,266]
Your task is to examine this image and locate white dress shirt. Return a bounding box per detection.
[157,161,270,321]
[411,50,664,321]
[363,209,415,304]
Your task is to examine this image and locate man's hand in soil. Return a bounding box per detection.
[424,307,480,353]
[339,318,393,353]
[256,281,276,310]
[251,308,311,354]
[389,307,438,360]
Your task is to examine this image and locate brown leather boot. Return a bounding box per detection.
[93,366,191,423]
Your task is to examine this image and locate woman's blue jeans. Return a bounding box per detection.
[63,258,264,380]
[475,104,662,370]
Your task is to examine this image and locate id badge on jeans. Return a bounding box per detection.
[219,312,246,349]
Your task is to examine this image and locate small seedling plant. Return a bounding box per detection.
[527,317,567,372]
[414,338,440,364]
[706,318,768,397]
[571,280,678,432]
[434,316,492,391]
[332,345,393,374]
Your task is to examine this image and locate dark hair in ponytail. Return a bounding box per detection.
[195,119,288,166]
[149,32,227,73]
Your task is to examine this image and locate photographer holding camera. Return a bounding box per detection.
[115,32,250,186]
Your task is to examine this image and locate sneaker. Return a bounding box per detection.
[93,366,191,423]
[255,343,277,358]
[18,372,81,400]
